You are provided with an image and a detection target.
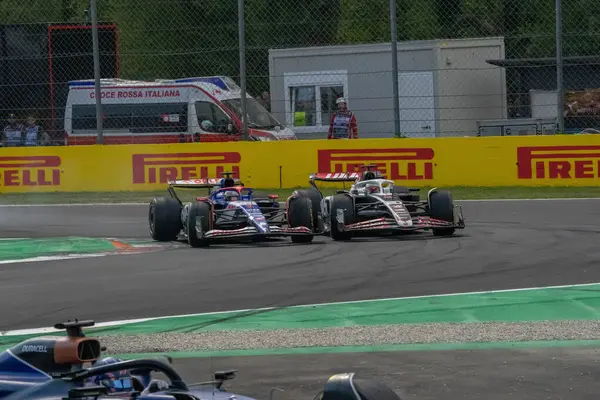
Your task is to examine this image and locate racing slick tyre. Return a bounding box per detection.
[330,194,355,241]
[186,202,212,248]
[149,197,182,241]
[288,196,314,243]
[293,188,323,233]
[428,189,456,237]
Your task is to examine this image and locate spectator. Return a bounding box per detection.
[23,115,51,146]
[256,91,270,112]
[2,113,25,147]
[327,97,358,139]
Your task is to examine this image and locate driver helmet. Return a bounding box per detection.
[90,357,134,393]
[362,171,376,181]
[366,183,379,193]
[336,97,347,105]
[224,190,239,201]
[201,120,213,131]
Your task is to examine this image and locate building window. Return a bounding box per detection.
[283,70,348,133]
[290,86,316,126]
[321,85,344,126]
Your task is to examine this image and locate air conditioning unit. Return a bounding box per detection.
[476,118,557,136]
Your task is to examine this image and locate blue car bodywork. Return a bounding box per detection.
[0,320,402,400]
[0,320,257,400]
[149,174,316,247]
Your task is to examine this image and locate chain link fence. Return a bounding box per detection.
[0,0,599,146]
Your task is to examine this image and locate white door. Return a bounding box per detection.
[398,72,435,138]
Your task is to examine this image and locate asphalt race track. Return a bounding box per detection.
[169,347,600,400]
[2,199,600,399]
[1,199,600,329]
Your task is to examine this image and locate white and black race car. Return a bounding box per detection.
[293,168,465,240]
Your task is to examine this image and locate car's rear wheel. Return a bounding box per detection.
[428,189,456,236]
[330,194,355,241]
[187,202,212,247]
[287,196,314,243]
[149,197,181,241]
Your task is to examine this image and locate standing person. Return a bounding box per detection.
[2,113,24,147]
[327,97,358,139]
[23,115,51,146]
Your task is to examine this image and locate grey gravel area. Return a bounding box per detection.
[100,320,600,354]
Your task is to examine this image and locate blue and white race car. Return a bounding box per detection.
[0,319,405,400]
[148,173,316,247]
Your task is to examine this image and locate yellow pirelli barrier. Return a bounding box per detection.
[2,135,600,193]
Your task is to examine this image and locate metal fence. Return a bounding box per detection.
[0,0,598,146]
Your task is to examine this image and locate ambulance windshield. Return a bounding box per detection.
[223,98,282,129]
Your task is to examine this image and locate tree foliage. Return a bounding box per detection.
[1,0,598,94]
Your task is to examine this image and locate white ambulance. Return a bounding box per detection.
[63,76,297,145]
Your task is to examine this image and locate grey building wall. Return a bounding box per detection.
[435,38,507,137]
[268,37,506,139]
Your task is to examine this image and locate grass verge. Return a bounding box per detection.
[2,186,600,205]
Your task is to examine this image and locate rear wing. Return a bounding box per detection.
[168,178,221,189]
[167,178,242,189]
[309,173,361,194]
[309,173,361,183]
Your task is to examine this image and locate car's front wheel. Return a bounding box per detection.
[428,189,456,236]
[329,194,355,241]
[288,195,315,244]
[186,202,212,247]
[293,188,323,233]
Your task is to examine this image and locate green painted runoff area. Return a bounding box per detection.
[2,284,599,351]
[0,237,119,261]
[113,339,600,360]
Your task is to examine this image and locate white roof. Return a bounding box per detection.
[68,76,246,101]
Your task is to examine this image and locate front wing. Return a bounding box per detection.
[339,206,465,233]
[199,224,313,240]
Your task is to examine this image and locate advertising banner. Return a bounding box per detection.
[2,135,600,193]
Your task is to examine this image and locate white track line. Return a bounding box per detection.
[0,241,173,266]
[0,253,111,265]
[1,281,598,337]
